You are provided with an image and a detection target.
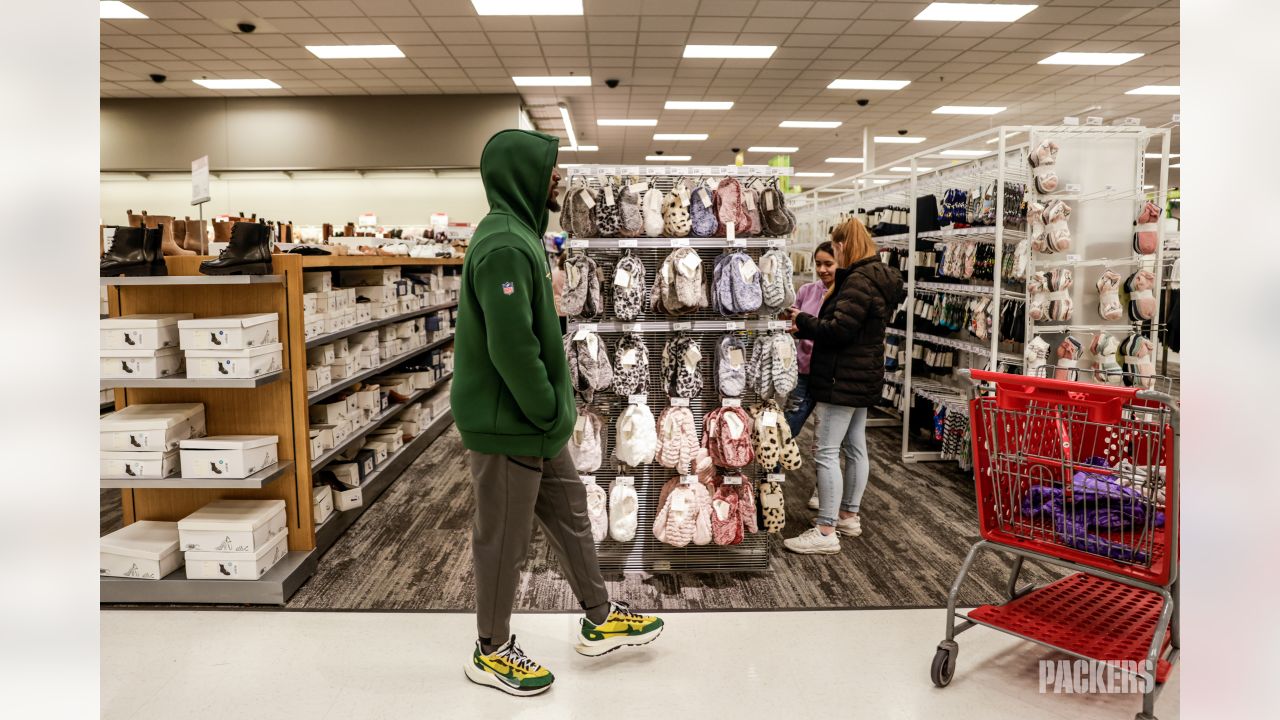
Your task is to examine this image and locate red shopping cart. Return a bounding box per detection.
[933,369,1179,720]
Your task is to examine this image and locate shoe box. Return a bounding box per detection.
[312,485,334,525]
[177,499,287,553]
[100,347,184,379]
[177,313,279,351]
[183,528,287,581]
[185,343,283,379]
[101,403,206,452]
[178,435,279,479]
[100,520,183,580]
[100,313,192,351]
[100,449,180,479]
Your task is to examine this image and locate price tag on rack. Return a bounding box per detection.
[672,321,692,331]
[722,475,743,486]
[620,322,641,333]
[768,320,789,331]
[681,475,699,485]
[568,239,589,249]
[725,321,745,331]
[581,475,596,484]
[577,323,599,333]
[722,398,742,407]
[767,239,786,249]
[766,473,786,483]
[628,394,648,406]
[1066,254,1082,263]
[618,238,638,248]
[670,397,690,407]
[1065,183,1082,193]
[669,238,690,247]
[616,475,635,487]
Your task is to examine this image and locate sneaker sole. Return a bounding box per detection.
[783,543,841,555]
[575,624,664,658]
[463,661,552,697]
[836,526,862,537]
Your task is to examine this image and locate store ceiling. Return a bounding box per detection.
[100,0,1181,172]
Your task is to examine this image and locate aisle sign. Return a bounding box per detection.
[358,212,377,227]
[191,155,210,205]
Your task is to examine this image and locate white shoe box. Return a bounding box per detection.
[309,401,348,426]
[339,268,400,287]
[101,449,179,479]
[307,345,335,365]
[306,364,332,392]
[310,424,336,450]
[100,521,183,580]
[186,343,283,379]
[378,325,398,343]
[184,529,287,581]
[369,431,404,454]
[303,272,333,293]
[346,334,373,353]
[355,303,372,324]
[303,318,324,342]
[355,386,380,411]
[101,403,206,452]
[364,440,389,465]
[323,314,343,334]
[178,499,287,553]
[100,313,192,351]
[361,349,379,369]
[309,431,323,460]
[178,313,279,351]
[302,293,318,315]
[397,417,420,438]
[329,463,360,487]
[333,337,352,357]
[329,356,357,380]
[313,485,334,525]
[179,435,279,479]
[354,285,393,303]
[331,485,363,512]
[101,347,184,379]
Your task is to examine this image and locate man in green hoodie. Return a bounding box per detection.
[452,129,664,697]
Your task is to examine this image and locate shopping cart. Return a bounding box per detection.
[933,369,1179,720]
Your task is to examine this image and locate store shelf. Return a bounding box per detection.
[921,227,1027,245]
[307,334,454,405]
[565,318,789,334]
[872,232,912,247]
[564,237,787,249]
[100,461,292,490]
[310,373,453,472]
[305,300,457,348]
[100,549,317,606]
[915,281,1025,300]
[101,274,284,286]
[301,256,462,268]
[314,409,453,556]
[101,370,285,390]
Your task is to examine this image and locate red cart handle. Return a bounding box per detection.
[963,368,1141,402]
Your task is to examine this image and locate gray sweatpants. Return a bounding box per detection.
[469,446,610,643]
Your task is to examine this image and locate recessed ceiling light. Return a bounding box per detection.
[986,130,1024,143]
[827,78,911,91]
[471,0,582,15]
[558,103,578,150]
[915,3,1037,23]
[795,172,834,177]
[100,1,147,19]
[653,133,709,141]
[1144,153,1181,159]
[512,75,592,86]
[648,155,691,161]
[1143,185,1155,190]
[875,136,926,144]
[825,157,865,163]
[1039,52,1143,66]
[871,179,892,185]
[683,44,776,59]
[934,105,1006,115]
[939,149,989,157]
[1126,85,1180,95]
[748,146,798,153]
[780,120,843,128]
[307,45,404,59]
[665,100,734,110]
[597,119,657,126]
[193,78,281,90]
[890,166,933,172]
[559,145,598,151]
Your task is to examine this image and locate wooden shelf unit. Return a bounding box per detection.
[102,254,461,604]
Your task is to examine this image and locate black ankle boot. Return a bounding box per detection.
[101,226,167,277]
[199,222,272,276]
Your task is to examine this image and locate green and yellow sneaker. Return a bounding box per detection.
[463,636,554,697]
[576,601,665,657]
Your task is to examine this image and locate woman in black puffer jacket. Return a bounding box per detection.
[781,219,905,555]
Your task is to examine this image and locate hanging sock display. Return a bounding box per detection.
[1133,200,1161,255]
[1096,269,1124,320]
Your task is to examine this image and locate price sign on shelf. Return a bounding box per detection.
[581,475,596,484]
[669,238,690,247]
[672,321,692,331]
[618,238,638,248]
[722,397,742,407]
[620,322,640,333]
[670,397,690,407]
[681,475,699,485]
[628,394,648,406]
[725,321,745,331]
[767,473,786,483]
[616,475,635,486]
[768,320,789,331]
[567,239,589,249]
[722,475,743,486]
[1065,183,1082,193]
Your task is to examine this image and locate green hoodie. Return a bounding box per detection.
[450,129,576,458]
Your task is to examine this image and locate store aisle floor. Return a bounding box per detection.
[101,608,1178,720]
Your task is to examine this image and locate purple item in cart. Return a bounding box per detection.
[1019,470,1165,564]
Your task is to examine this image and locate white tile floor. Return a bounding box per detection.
[102,609,1178,720]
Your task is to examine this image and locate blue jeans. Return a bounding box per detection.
[812,402,869,527]
[783,374,817,440]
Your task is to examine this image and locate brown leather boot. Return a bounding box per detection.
[183,217,206,253]
[146,215,195,256]
[126,209,144,228]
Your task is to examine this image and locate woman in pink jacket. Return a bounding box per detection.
[786,242,839,511]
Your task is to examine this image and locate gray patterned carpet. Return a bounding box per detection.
[281,423,1058,611]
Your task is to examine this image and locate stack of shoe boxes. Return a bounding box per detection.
[302,273,358,341]
[178,499,289,580]
[178,314,282,379]
[99,313,191,380]
[100,403,206,479]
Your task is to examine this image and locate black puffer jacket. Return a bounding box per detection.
[796,256,906,407]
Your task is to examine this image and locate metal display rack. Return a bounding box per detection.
[560,164,797,573]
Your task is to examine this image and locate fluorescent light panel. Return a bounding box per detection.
[597,118,657,126]
[780,120,842,128]
[748,146,798,153]
[891,166,933,172]
[664,100,734,110]
[1039,52,1143,66]
[1127,85,1180,95]
[100,1,147,18]
[471,0,582,14]
[915,3,1037,22]
[1144,153,1181,159]
[795,172,834,177]
[559,145,598,151]
[307,45,403,59]
[934,105,1006,115]
[193,78,281,90]
[825,157,864,163]
[1170,163,1181,168]
[647,155,691,161]
[986,130,1024,143]
[827,78,910,90]
[683,44,776,59]
[558,104,577,150]
[512,75,592,86]
[653,133,708,141]
[940,149,989,157]
[875,136,926,144]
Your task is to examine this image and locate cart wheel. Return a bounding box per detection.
[1134,714,1157,720]
[931,645,957,688]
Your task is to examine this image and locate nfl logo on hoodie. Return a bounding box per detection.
[502,282,514,295]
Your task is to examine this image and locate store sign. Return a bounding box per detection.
[191,155,210,205]
[430,212,448,230]
[358,212,377,227]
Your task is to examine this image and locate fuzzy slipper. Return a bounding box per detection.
[614,402,657,467]
[1097,269,1124,320]
[1029,140,1060,193]
[642,187,664,237]
[662,183,692,237]
[689,181,719,237]
[585,481,609,543]
[611,254,646,321]
[759,480,785,534]
[710,480,743,546]
[1124,270,1157,321]
[656,405,699,473]
[617,180,644,238]
[1133,201,1161,255]
[714,177,751,238]
[608,478,639,542]
[1053,335,1083,381]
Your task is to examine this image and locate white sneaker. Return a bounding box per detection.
[783,527,841,555]
[836,515,862,537]
[807,490,819,511]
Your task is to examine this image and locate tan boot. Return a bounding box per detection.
[126,209,144,228]
[183,218,206,253]
[172,218,187,250]
[212,219,234,244]
[147,215,194,256]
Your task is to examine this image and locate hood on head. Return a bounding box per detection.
[479,129,560,236]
